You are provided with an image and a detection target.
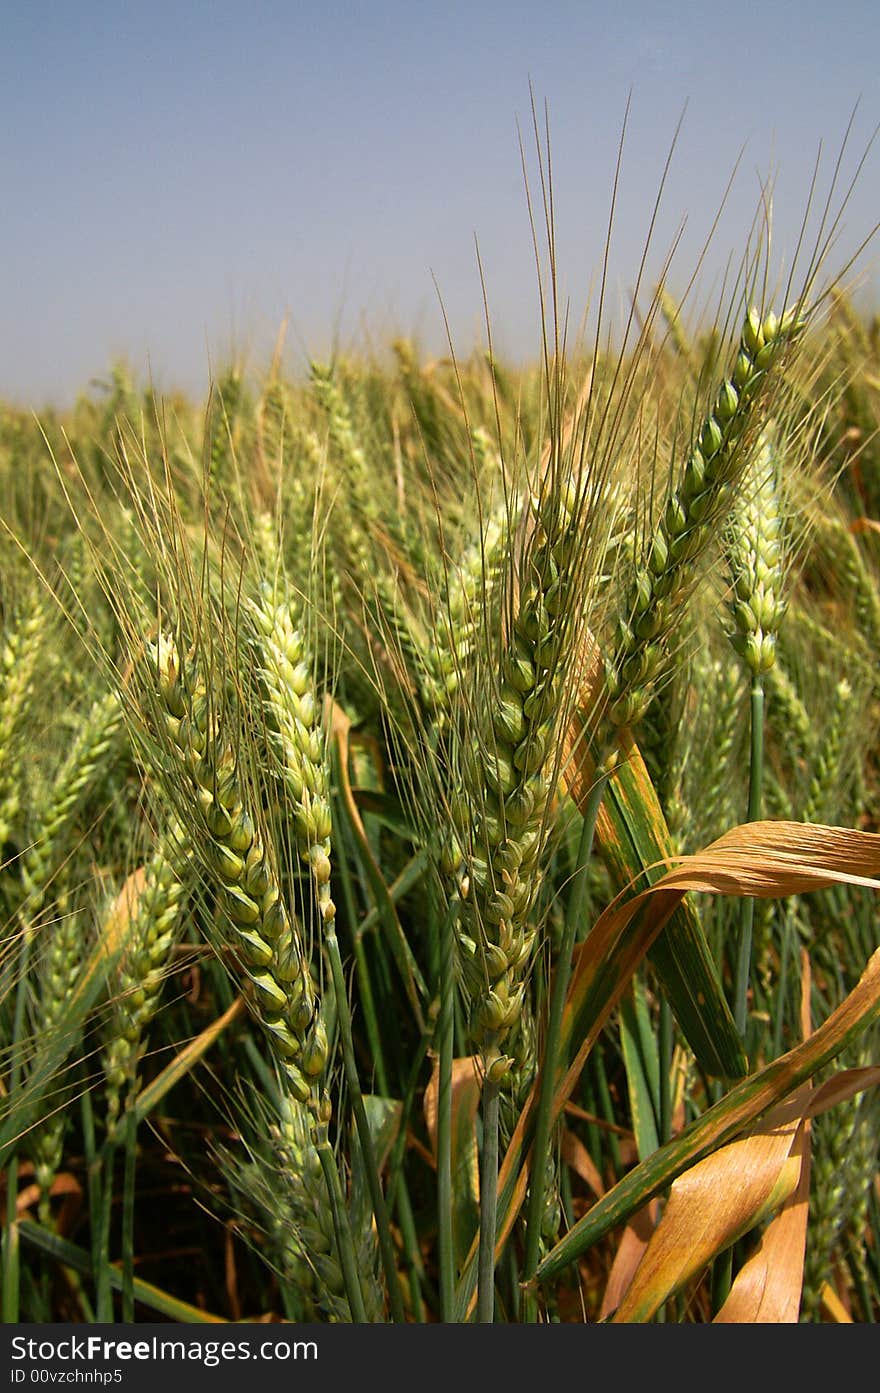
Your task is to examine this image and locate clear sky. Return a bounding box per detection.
[3,0,879,406]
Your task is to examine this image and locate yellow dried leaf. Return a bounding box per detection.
[807,1066,880,1117]
[713,1118,812,1323]
[424,1054,482,1266]
[612,1087,810,1322]
[712,948,815,1323]
[561,1128,605,1198]
[820,1282,854,1322]
[423,1055,482,1168]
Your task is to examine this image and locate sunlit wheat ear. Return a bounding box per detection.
[204,365,253,502]
[810,507,880,660]
[100,821,190,1138]
[0,591,51,844]
[255,373,291,486]
[310,361,370,482]
[419,496,511,728]
[310,358,418,603]
[452,470,612,1082]
[765,658,816,764]
[658,285,700,378]
[245,579,334,917]
[726,427,787,676]
[311,362,380,556]
[601,304,806,735]
[146,632,328,1108]
[803,678,854,825]
[20,688,124,917]
[690,655,745,844]
[27,894,85,1222]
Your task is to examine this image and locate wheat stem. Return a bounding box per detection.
[121,1106,137,1322]
[522,766,609,1313]
[323,920,405,1322]
[1,1157,20,1322]
[314,1130,369,1323]
[734,676,765,1036]
[476,1074,501,1323]
[437,892,460,1321]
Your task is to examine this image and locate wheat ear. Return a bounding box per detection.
[100,826,189,1137]
[603,306,804,733]
[246,574,405,1322]
[149,633,328,1106]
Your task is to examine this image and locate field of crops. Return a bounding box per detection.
[2,174,880,1324]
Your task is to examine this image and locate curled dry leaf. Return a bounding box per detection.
[611,1086,811,1323]
[712,1068,880,1322]
[712,1118,812,1324]
[558,821,880,1128]
[424,1054,482,1266]
[564,723,746,1079]
[536,952,880,1287]
[592,1062,880,1322]
[711,948,816,1324]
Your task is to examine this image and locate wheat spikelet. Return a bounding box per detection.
[20,689,124,916]
[764,659,817,762]
[804,678,853,823]
[147,633,328,1106]
[100,826,190,1136]
[27,894,85,1222]
[726,429,787,675]
[0,592,48,844]
[204,367,252,500]
[420,500,511,725]
[245,580,334,918]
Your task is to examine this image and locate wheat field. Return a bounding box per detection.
[1,138,879,1324]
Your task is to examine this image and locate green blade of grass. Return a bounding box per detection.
[593,731,748,1079]
[331,725,428,1028]
[19,1220,227,1323]
[619,980,661,1161]
[0,929,122,1165]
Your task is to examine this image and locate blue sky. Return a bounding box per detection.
[2,1,879,405]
